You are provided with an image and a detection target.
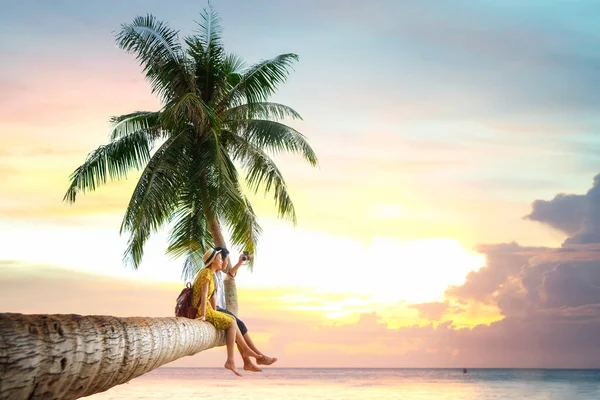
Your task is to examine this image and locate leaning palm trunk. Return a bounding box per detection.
[207,218,239,315]
[223,279,239,316]
[0,313,225,400]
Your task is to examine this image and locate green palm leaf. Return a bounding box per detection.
[109,111,162,141]
[227,135,296,223]
[167,206,213,280]
[220,192,262,271]
[117,14,192,101]
[221,53,299,107]
[234,119,318,166]
[193,6,222,59]
[224,102,302,121]
[64,131,153,203]
[121,131,190,268]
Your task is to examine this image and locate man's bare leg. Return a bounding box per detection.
[243,333,277,366]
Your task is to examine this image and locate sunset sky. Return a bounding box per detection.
[2,0,600,368]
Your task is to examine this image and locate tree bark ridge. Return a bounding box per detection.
[0,313,225,400]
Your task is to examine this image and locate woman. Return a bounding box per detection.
[192,247,262,376]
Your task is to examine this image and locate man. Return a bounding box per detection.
[212,246,277,372]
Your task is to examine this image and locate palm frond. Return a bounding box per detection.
[161,92,220,131]
[121,130,191,268]
[181,252,206,281]
[166,208,207,258]
[224,102,302,121]
[233,119,318,166]
[123,228,150,271]
[213,133,244,208]
[185,6,225,104]
[116,15,192,101]
[118,14,182,60]
[220,53,299,107]
[220,192,262,271]
[227,135,296,223]
[166,206,213,280]
[64,131,152,203]
[223,53,246,76]
[209,53,245,108]
[109,111,162,141]
[193,6,223,60]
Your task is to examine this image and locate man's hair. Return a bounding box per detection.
[214,246,229,259]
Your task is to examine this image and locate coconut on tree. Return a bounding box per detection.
[64,7,318,313]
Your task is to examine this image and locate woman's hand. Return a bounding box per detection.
[199,315,206,321]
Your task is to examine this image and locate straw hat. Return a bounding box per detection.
[202,248,222,267]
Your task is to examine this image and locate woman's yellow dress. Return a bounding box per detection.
[192,268,234,330]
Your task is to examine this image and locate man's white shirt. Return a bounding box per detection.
[213,270,227,310]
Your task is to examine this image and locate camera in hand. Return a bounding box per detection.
[242,251,249,261]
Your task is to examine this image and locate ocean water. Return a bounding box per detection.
[89,368,600,399]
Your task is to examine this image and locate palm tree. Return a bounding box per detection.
[63,7,318,313]
[0,9,319,399]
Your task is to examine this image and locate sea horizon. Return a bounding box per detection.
[160,366,600,370]
[88,367,600,399]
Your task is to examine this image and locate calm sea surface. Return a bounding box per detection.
[89,368,600,399]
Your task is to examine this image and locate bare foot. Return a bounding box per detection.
[256,355,278,366]
[243,358,262,372]
[224,360,242,377]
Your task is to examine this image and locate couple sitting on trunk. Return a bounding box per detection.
[192,246,277,376]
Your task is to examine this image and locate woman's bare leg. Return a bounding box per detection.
[224,325,242,377]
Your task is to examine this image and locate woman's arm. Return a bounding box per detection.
[199,281,209,321]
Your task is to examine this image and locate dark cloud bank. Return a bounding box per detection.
[410,173,600,367]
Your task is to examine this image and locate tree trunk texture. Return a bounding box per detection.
[0,313,225,400]
[207,218,239,315]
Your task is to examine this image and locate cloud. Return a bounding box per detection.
[256,307,600,368]
[448,241,600,317]
[409,301,451,321]
[526,194,587,235]
[516,252,600,311]
[526,173,600,244]
[0,261,179,317]
[446,242,546,304]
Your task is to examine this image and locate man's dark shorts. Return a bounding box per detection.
[217,307,248,335]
